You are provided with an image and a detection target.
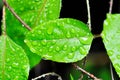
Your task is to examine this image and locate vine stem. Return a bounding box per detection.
[86,0,91,30]
[2,0,32,31]
[32,72,62,80]
[109,0,113,14]
[2,5,6,35]
[79,57,87,80]
[110,63,114,80]
[72,63,101,80]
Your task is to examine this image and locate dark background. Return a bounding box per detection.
[0,0,120,80]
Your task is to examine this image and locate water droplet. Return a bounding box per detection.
[24,39,27,43]
[68,53,74,59]
[56,47,60,51]
[114,63,120,72]
[52,40,56,44]
[43,54,52,58]
[32,41,38,46]
[39,49,42,53]
[22,24,24,27]
[117,55,120,59]
[8,66,12,71]
[6,58,10,62]
[79,37,91,45]
[30,6,34,10]
[41,40,47,46]
[108,50,114,56]
[14,76,19,80]
[79,47,86,55]
[38,30,42,34]
[30,47,36,53]
[28,2,32,5]
[40,20,43,23]
[32,34,35,37]
[34,0,39,2]
[49,46,53,52]
[12,62,19,67]
[66,32,71,38]
[20,1,23,4]
[47,28,53,35]
[72,46,76,51]
[71,29,75,33]
[63,45,67,50]
[20,7,24,11]
[49,11,52,14]
[104,21,108,25]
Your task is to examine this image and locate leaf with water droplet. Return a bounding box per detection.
[6,0,61,68]
[25,18,93,62]
[102,14,120,77]
[0,35,29,80]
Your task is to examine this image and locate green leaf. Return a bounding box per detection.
[70,74,74,80]
[0,35,29,80]
[102,14,120,77]
[6,0,61,68]
[25,18,93,62]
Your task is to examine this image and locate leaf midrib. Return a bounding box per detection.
[33,0,48,27]
[1,36,6,80]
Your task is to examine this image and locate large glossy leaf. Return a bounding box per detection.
[6,0,61,68]
[25,18,93,62]
[0,35,29,80]
[102,14,120,77]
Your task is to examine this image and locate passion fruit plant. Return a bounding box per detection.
[0,0,120,80]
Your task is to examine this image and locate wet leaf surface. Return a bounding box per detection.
[102,14,120,77]
[0,35,29,80]
[6,0,61,68]
[25,18,93,62]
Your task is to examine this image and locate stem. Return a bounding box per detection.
[2,5,6,35]
[94,34,101,39]
[110,63,114,80]
[86,0,91,30]
[32,72,62,80]
[79,57,87,80]
[72,63,100,80]
[109,0,113,14]
[2,0,32,31]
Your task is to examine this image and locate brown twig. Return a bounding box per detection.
[2,5,6,35]
[79,57,87,80]
[110,63,114,80]
[94,34,101,39]
[72,63,101,80]
[2,0,32,31]
[109,0,113,14]
[32,72,62,80]
[86,0,91,30]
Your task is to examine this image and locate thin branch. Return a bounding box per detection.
[86,0,91,30]
[2,0,32,31]
[2,5,6,35]
[110,63,114,80]
[109,0,113,14]
[79,57,87,80]
[72,63,101,80]
[32,72,62,80]
[94,34,101,39]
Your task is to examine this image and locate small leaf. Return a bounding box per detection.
[0,35,29,80]
[102,14,120,77]
[6,0,61,68]
[70,74,74,80]
[25,18,93,62]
